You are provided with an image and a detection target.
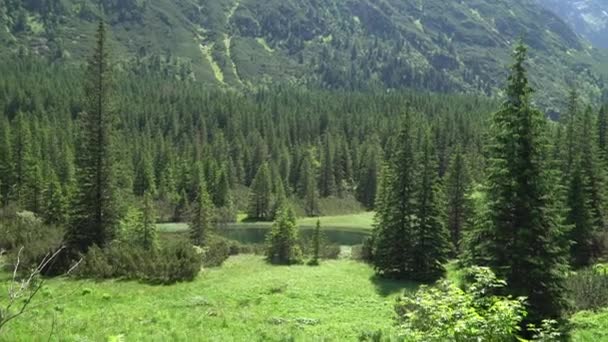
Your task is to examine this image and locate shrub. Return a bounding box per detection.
[76,241,202,284]
[202,237,231,267]
[351,237,374,262]
[0,208,63,274]
[567,266,608,312]
[395,267,526,341]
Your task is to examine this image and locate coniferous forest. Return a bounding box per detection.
[2,2,608,341]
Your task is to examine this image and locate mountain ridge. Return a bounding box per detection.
[1,0,607,110]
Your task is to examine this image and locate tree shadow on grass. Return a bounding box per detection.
[370,274,420,297]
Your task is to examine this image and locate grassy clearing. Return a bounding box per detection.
[0,255,415,341]
[158,212,375,234]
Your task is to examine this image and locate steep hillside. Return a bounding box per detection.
[1,0,606,110]
[539,0,608,49]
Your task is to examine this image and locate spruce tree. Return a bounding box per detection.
[319,133,336,197]
[12,113,35,208]
[0,120,13,205]
[65,20,119,254]
[372,112,417,277]
[309,219,321,265]
[444,146,470,253]
[189,181,213,246]
[266,204,302,265]
[299,153,319,217]
[133,151,156,197]
[137,191,157,250]
[44,171,68,226]
[411,132,449,282]
[248,162,273,220]
[467,43,569,322]
[357,137,381,209]
[599,104,608,157]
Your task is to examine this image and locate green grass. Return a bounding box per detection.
[158,212,375,233]
[571,309,608,341]
[0,255,415,340]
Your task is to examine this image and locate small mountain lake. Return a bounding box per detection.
[215,226,370,246]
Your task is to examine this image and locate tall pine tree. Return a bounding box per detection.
[372,112,417,277]
[411,131,449,282]
[64,20,119,254]
[467,43,569,323]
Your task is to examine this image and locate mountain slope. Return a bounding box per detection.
[539,0,608,49]
[1,0,606,110]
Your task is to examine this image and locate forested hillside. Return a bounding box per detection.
[0,55,495,224]
[1,0,607,111]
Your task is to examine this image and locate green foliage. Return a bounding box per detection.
[394,267,526,341]
[76,240,202,284]
[119,192,158,251]
[266,205,302,265]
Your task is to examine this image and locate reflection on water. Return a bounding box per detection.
[216,226,369,246]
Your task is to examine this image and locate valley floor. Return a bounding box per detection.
[0,254,605,341]
[0,255,413,341]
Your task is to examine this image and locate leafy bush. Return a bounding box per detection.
[567,266,608,312]
[0,208,63,274]
[395,266,563,341]
[396,267,524,341]
[76,241,202,284]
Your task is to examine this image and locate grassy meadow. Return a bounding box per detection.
[157,212,375,234]
[0,255,414,341]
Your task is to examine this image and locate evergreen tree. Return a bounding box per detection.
[133,151,156,197]
[467,43,569,322]
[213,167,230,208]
[372,112,417,277]
[0,120,13,205]
[309,219,321,265]
[597,104,608,158]
[444,146,470,253]
[189,181,213,246]
[65,20,119,254]
[137,191,157,250]
[173,189,190,222]
[248,162,273,220]
[299,153,319,217]
[319,133,336,197]
[43,171,68,226]
[357,137,381,209]
[411,132,450,282]
[12,113,35,208]
[272,177,288,219]
[266,204,302,265]
[566,161,594,267]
